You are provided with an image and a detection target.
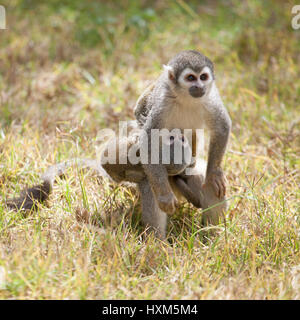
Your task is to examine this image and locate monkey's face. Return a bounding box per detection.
[160,133,192,175]
[164,50,214,99]
[177,66,213,98]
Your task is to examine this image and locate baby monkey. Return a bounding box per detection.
[7,128,215,239]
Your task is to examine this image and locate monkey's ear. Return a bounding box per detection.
[163,65,176,82]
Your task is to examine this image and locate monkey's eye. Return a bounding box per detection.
[200,73,209,81]
[186,74,196,81]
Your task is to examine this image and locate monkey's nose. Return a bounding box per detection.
[189,86,205,98]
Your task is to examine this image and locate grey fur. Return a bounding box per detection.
[7,128,203,239]
[134,50,231,237]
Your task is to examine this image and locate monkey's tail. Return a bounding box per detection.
[6,181,52,211]
[6,158,108,211]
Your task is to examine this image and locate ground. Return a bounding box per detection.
[0,0,299,299]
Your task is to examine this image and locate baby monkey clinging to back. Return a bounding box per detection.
[7,129,204,239]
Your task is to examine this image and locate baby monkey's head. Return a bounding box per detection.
[160,131,192,176]
[101,130,192,183]
[164,50,215,98]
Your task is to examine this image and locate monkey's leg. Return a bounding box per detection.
[179,160,227,225]
[172,175,202,208]
[175,174,227,225]
[138,179,167,240]
[205,112,231,199]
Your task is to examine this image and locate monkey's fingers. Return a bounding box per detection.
[157,193,177,215]
[221,179,226,197]
[205,170,227,198]
[213,181,221,198]
[212,177,226,198]
[217,178,226,198]
[203,179,220,198]
[218,174,227,198]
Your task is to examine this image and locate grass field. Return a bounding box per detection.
[0,0,299,299]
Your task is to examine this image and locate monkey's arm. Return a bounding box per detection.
[143,163,177,214]
[139,114,178,215]
[205,104,231,198]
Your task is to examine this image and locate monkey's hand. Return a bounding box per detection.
[204,168,226,198]
[157,192,178,215]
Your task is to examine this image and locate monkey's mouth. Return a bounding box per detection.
[189,87,205,98]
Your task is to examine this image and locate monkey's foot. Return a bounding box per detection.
[157,193,178,215]
[204,169,226,198]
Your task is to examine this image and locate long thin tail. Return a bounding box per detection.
[6,158,107,211]
[6,181,52,211]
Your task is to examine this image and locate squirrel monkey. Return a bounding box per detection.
[7,128,206,239]
[7,50,231,239]
[134,50,231,222]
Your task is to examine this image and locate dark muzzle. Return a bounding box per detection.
[189,86,205,98]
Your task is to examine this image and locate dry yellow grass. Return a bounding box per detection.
[0,0,299,299]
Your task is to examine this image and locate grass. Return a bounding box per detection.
[0,0,299,299]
